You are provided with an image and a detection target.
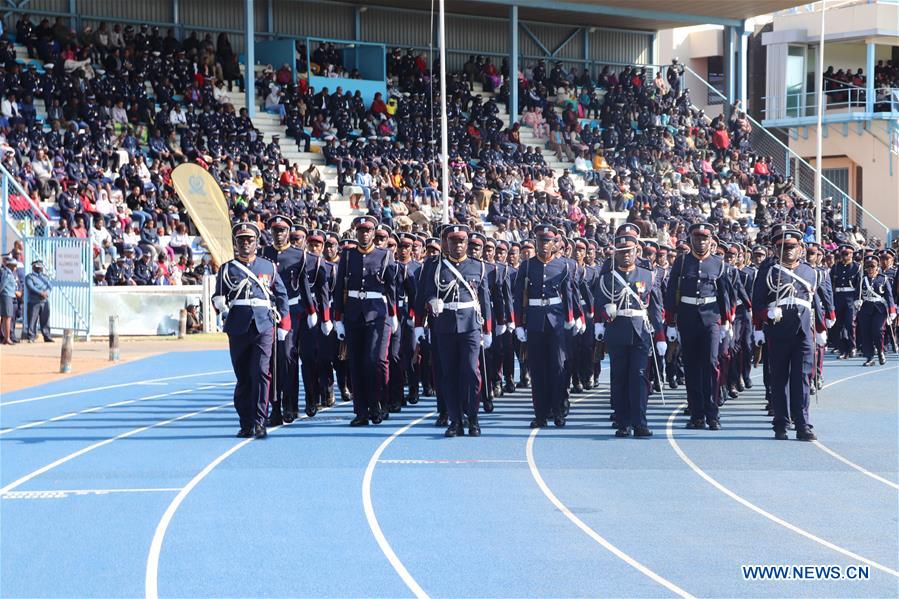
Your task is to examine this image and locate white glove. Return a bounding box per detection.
[767,307,782,322]
[655,341,668,356]
[666,326,678,343]
[429,298,444,316]
[496,323,507,336]
[719,327,727,341]
[575,317,585,334]
[389,315,399,334]
[334,320,346,340]
[825,318,836,329]
[725,322,733,340]
[277,328,288,341]
[320,320,333,336]
[406,318,415,327]
[889,313,896,324]
[307,312,318,329]
[211,296,225,312]
[605,303,617,320]
[753,330,765,346]
[815,330,827,346]
[482,332,493,349]
[414,326,426,346]
[564,319,574,330]
[853,299,863,310]
[515,327,527,342]
[594,323,605,341]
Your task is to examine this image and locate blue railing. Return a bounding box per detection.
[1,162,50,251]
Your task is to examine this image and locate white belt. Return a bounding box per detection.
[444,301,477,310]
[398,299,406,307]
[288,296,302,306]
[772,297,811,310]
[863,296,886,305]
[615,309,646,318]
[680,296,717,306]
[348,290,385,300]
[735,299,743,306]
[528,297,562,307]
[230,298,271,307]
[834,287,855,293]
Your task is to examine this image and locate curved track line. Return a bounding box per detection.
[145,401,351,599]
[0,369,232,407]
[362,410,435,599]
[526,408,695,598]
[666,403,899,578]
[0,402,231,494]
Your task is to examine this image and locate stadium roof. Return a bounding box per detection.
[350,0,811,31]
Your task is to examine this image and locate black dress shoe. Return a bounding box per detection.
[571,384,583,394]
[283,413,295,424]
[615,427,631,438]
[863,358,876,367]
[561,399,570,417]
[350,415,369,426]
[849,349,857,358]
[253,425,268,439]
[553,416,566,427]
[388,403,402,413]
[668,380,678,390]
[529,418,547,429]
[517,379,530,389]
[435,414,449,427]
[651,380,661,393]
[707,419,721,431]
[267,415,284,427]
[685,419,706,430]
[743,378,753,389]
[305,405,317,417]
[676,377,685,386]
[340,387,353,402]
[583,381,593,391]
[809,384,816,395]
[43,337,54,342]
[796,428,817,441]
[504,381,516,393]
[682,407,691,416]
[236,427,254,438]
[468,416,481,437]
[407,394,419,405]
[735,379,745,392]
[370,412,383,425]
[727,386,739,399]
[324,389,336,407]
[815,376,823,390]
[879,351,886,365]
[483,398,494,413]
[774,430,789,440]
[422,387,435,396]
[444,422,464,437]
[634,427,653,438]
[493,382,503,397]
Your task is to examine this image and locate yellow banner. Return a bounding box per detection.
[171,163,234,265]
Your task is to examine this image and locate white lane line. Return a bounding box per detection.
[362,411,435,599]
[378,458,527,464]
[2,487,182,499]
[0,402,230,495]
[526,390,695,599]
[666,403,899,579]
[145,400,351,599]
[0,369,232,407]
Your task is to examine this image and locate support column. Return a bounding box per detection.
[865,41,875,113]
[354,6,362,42]
[245,0,255,118]
[267,0,274,38]
[68,0,79,31]
[509,5,519,123]
[724,26,736,107]
[583,28,589,76]
[738,29,749,110]
[173,0,182,39]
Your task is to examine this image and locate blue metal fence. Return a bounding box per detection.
[23,236,93,337]
[1,163,50,252]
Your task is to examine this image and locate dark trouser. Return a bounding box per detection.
[388,322,404,407]
[26,300,51,340]
[528,328,566,420]
[428,334,447,416]
[436,330,481,424]
[857,308,887,359]
[680,321,720,422]
[729,315,749,386]
[297,319,322,410]
[575,316,595,387]
[274,320,298,416]
[400,321,419,401]
[608,334,651,429]
[767,327,813,432]
[346,319,390,418]
[228,324,274,430]
[500,330,515,384]
[514,336,529,383]
[833,300,857,355]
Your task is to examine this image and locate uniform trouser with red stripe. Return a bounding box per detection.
[297,321,322,409]
[229,324,274,430]
[345,320,390,418]
[436,329,481,423]
[857,309,887,359]
[681,322,720,422]
[500,330,515,384]
[388,322,404,407]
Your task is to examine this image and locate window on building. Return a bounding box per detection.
[707,56,724,105]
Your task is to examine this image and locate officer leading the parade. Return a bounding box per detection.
[212,222,291,439]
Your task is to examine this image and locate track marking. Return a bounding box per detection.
[0,402,230,495]
[526,388,695,599]
[2,487,182,499]
[362,411,435,599]
[0,369,232,407]
[666,403,899,578]
[378,458,527,464]
[145,400,351,599]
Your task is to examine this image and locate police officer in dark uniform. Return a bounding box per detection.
[806,242,835,391]
[881,249,898,354]
[857,254,896,366]
[751,224,824,441]
[24,259,53,342]
[513,224,576,428]
[593,233,665,437]
[297,229,334,415]
[830,244,861,359]
[333,215,398,426]
[416,224,492,437]
[663,222,734,430]
[213,222,291,438]
[394,233,421,408]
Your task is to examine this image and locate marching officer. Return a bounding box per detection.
[261,215,315,424]
[416,224,492,437]
[593,233,665,437]
[751,224,823,441]
[213,222,291,438]
[830,244,861,359]
[389,232,421,412]
[739,246,766,390]
[806,242,835,391]
[513,224,576,428]
[857,254,896,366]
[663,222,734,431]
[333,215,398,426]
[882,249,898,353]
[24,259,53,342]
[297,229,334,415]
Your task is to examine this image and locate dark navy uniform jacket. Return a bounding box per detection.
[301,251,332,320]
[574,262,596,321]
[395,259,421,320]
[726,263,751,317]
[663,253,733,327]
[214,257,290,334]
[814,265,835,325]
[261,245,316,317]
[859,273,896,317]
[485,261,512,327]
[512,256,575,333]
[751,261,823,335]
[593,265,664,344]
[829,261,861,307]
[333,246,397,327]
[418,256,491,334]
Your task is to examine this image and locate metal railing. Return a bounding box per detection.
[1,162,50,251]
[763,87,899,119]
[684,64,891,242]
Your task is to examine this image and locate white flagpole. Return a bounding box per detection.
[438,0,450,224]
